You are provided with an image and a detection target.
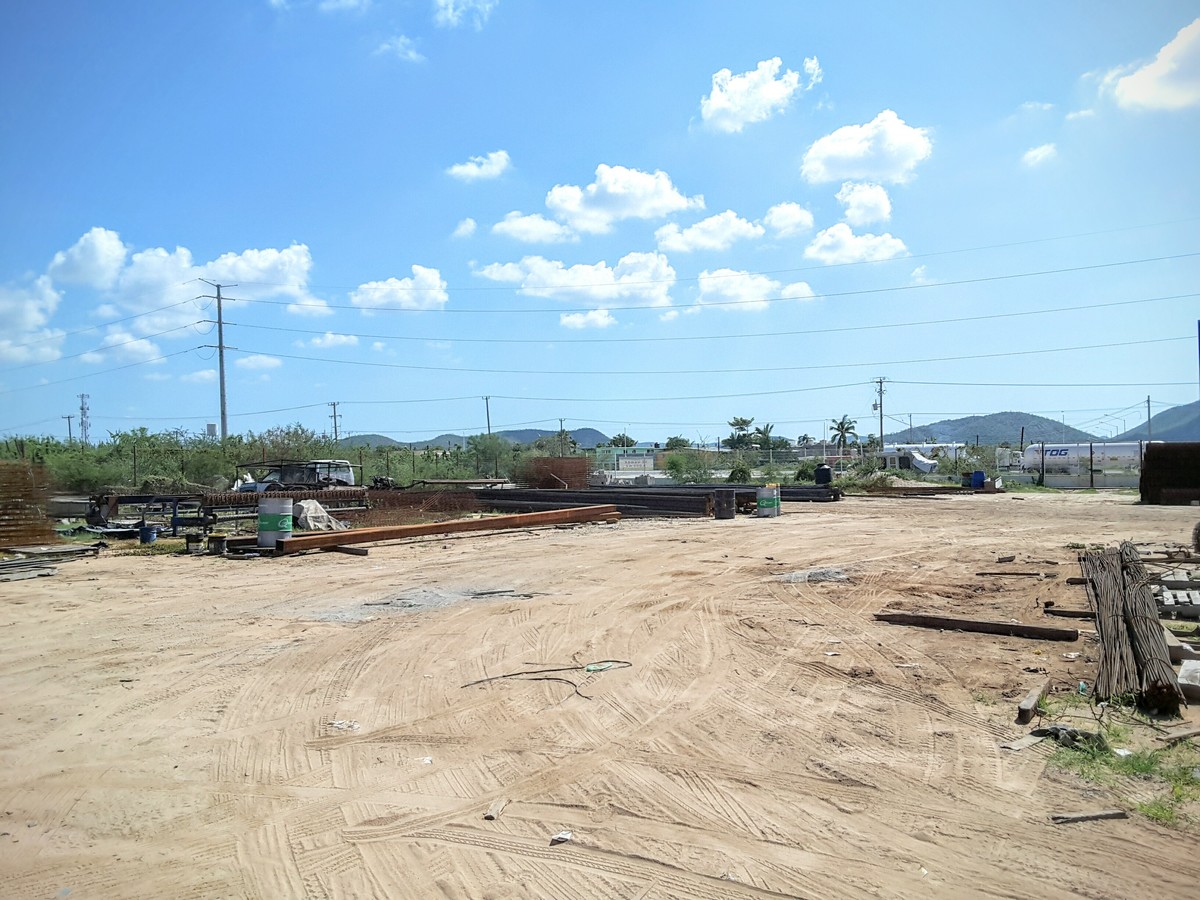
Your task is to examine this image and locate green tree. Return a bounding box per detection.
[830,415,857,452]
[609,433,637,447]
[752,423,775,451]
[664,451,712,484]
[664,435,691,451]
[467,433,511,477]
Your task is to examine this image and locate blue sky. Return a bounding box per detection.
[1,1,1198,445]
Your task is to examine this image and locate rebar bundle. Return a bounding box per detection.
[1081,544,1183,714]
[1083,549,1139,700]
[1118,541,1183,714]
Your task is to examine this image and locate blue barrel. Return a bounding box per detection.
[971,470,986,489]
[138,525,158,544]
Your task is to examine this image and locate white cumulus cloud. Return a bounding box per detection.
[696,269,814,312]
[492,212,578,244]
[478,251,675,315]
[375,35,424,63]
[452,217,477,238]
[763,202,814,237]
[1022,143,1057,166]
[181,369,217,383]
[350,266,449,312]
[434,0,497,30]
[1108,18,1200,110]
[80,329,163,365]
[803,223,907,264]
[235,354,282,370]
[561,309,617,329]
[655,210,764,253]
[310,332,359,348]
[0,275,64,363]
[801,110,933,184]
[701,57,801,133]
[836,182,891,226]
[803,56,823,90]
[48,227,128,289]
[545,164,703,234]
[446,149,510,181]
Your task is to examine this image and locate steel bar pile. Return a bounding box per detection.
[1082,545,1182,712]
[1118,541,1183,713]
[1082,549,1140,700]
[273,505,619,555]
[685,484,842,503]
[0,462,56,549]
[476,488,714,518]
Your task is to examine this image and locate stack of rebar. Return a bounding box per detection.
[1083,548,1140,700]
[1081,544,1182,713]
[1118,541,1182,712]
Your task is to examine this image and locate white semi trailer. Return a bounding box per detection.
[1020,442,1152,476]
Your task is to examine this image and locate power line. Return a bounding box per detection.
[219,335,1192,378]
[215,217,1200,293]
[221,251,1200,315]
[0,322,207,373]
[1,299,201,352]
[221,290,1198,347]
[0,348,203,395]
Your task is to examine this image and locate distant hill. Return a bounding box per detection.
[884,411,1097,445]
[1114,399,1200,442]
[338,427,609,451]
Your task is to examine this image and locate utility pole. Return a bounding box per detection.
[874,377,885,449]
[328,402,341,442]
[78,393,90,446]
[198,280,235,440]
[483,396,492,435]
[63,414,73,443]
[1147,395,1152,441]
[559,418,566,457]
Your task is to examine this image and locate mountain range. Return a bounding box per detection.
[337,428,611,450]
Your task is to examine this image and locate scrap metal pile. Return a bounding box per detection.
[1082,541,1183,713]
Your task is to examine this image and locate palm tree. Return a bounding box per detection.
[830,415,857,452]
[752,423,774,450]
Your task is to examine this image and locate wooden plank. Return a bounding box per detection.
[1000,734,1046,751]
[1050,810,1128,825]
[1016,680,1050,725]
[274,505,621,555]
[320,545,370,556]
[1043,608,1095,619]
[1155,725,1200,744]
[873,611,1079,642]
[483,798,509,821]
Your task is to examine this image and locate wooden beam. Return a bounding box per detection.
[1043,608,1095,619]
[1016,680,1050,724]
[320,545,370,556]
[273,506,620,555]
[873,611,1079,642]
[1155,725,1200,744]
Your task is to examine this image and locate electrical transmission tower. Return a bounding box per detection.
[329,402,341,442]
[78,394,91,446]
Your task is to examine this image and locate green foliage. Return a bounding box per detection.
[664,435,691,451]
[830,415,857,451]
[608,432,637,447]
[793,458,824,482]
[664,450,713,484]
[727,463,752,483]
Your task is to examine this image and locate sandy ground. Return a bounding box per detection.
[2,492,1199,899]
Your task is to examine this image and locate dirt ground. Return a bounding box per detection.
[2,492,1199,899]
